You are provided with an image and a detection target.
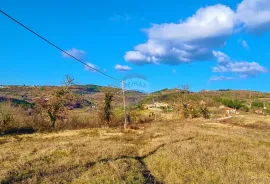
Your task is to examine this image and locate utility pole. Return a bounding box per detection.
[122,80,127,129]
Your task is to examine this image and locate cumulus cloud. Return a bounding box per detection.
[212,51,267,78]
[84,62,99,72]
[241,40,249,50]
[212,51,230,65]
[237,0,270,33]
[209,76,234,81]
[115,64,132,71]
[125,4,236,65]
[124,51,149,65]
[62,48,86,59]
[124,0,270,66]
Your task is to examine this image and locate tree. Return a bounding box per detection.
[35,75,77,128]
[104,91,113,123]
[177,84,191,119]
[200,107,210,119]
[98,91,114,126]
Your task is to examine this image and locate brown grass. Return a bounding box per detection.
[0,115,269,183]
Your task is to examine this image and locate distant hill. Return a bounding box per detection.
[0,85,145,108]
[1,85,270,109]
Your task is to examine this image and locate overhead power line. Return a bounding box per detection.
[0,9,118,81]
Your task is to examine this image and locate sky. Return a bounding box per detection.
[1,0,270,92]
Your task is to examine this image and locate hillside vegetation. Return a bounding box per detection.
[0,84,270,183]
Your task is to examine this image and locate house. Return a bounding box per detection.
[219,105,225,109]
[154,102,170,109]
[143,102,170,110]
[33,97,49,103]
[143,104,154,110]
[223,107,237,115]
[254,109,264,115]
[199,100,206,105]
[0,85,8,89]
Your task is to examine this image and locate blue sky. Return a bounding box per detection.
[1,0,270,92]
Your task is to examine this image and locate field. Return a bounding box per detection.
[1,86,270,183]
[1,115,270,183]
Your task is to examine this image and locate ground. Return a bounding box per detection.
[0,115,270,184]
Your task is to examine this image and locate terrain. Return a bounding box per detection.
[1,115,269,183]
[0,85,270,183]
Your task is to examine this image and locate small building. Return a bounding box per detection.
[143,102,170,110]
[154,102,170,109]
[224,107,237,115]
[199,100,206,105]
[219,105,225,109]
[254,109,264,115]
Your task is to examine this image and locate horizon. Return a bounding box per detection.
[0,83,269,94]
[1,0,270,92]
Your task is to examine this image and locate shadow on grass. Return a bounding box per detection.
[1,136,196,184]
[1,127,35,136]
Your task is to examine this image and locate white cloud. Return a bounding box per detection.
[213,51,267,78]
[115,64,132,71]
[124,51,148,63]
[125,4,236,65]
[147,5,235,42]
[241,40,249,50]
[212,51,230,65]
[84,62,99,72]
[124,0,270,70]
[209,76,234,81]
[237,0,270,33]
[62,48,86,59]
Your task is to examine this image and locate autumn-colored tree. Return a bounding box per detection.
[35,75,77,128]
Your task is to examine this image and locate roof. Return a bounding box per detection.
[223,107,235,110]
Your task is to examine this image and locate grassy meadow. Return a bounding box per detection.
[1,86,270,183]
[1,115,270,183]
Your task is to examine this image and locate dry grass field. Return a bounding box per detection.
[1,115,269,184]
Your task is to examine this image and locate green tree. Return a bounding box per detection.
[98,91,114,126]
[104,92,113,123]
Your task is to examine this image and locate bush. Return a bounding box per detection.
[0,103,35,134]
[240,105,249,112]
[200,107,210,119]
[252,101,264,108]
[216,98,243,110]
[181,104,189,119]
[190,109,200,118]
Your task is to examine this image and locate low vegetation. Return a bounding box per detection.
[0,116,269,183]
[1,82,270,183]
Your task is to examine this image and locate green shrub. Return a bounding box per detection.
[252,101,264,108]
[190,109,200,118]
[240,105,250,112]
[11,99,34,109]
[216,98,243,110]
